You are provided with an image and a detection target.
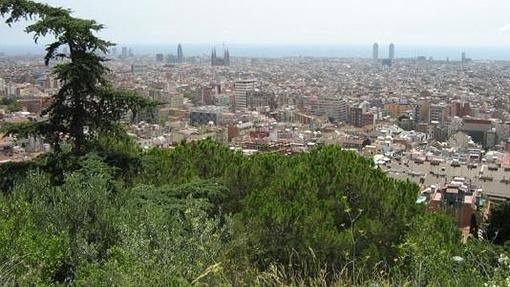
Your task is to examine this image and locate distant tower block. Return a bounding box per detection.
[177,43,184,63]
[373,42,379,60]
[224,49,230,65]
[389,43,395,60]
[211,49,217,66]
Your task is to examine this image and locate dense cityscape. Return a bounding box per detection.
[2,43,510,232]
[1,0,510,285]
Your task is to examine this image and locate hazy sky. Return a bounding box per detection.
[2,0,510,46]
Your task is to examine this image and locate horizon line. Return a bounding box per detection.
[2,42,510,47]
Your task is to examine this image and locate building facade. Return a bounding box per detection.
[317,96,348,122]
[234,80,255,111]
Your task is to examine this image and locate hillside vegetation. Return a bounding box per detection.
[0,139,509,286]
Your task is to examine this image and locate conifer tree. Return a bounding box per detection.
[0,0,154,154]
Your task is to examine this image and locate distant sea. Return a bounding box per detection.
[2,43,510,61]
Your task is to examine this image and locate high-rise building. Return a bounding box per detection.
[121,47,128,58]
[373,42,379,60]
[429,103,447,125]
[389,43,395,60]
[0,77,6,97]
[349,107,363,127]
[224,49,230,66]
[362,112,375,127]
[211,49,216,66]
[234,80,255,111]
[415,101,430,124]
[156,53,164,62]
[317,96,348,122]
[177,43,184,63]
[349,103,374,128]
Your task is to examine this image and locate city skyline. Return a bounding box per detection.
[3,42,509,61]
[2,0,510,47]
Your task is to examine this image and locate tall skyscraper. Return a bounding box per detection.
[373,43,379,60]
[224,49,230,66]
[389,43,395,60]
[177,43,184,63]
[234,80,255,111]
[121,47,128,58]
[211,49,217,66]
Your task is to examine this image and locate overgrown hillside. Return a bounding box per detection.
[0,139,509,286]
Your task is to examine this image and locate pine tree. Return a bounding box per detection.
[0,0,154,154]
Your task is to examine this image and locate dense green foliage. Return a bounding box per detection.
[0,97,18,112]
[487,202,510,246]
[0,139,509,286]
[232,148,419,278]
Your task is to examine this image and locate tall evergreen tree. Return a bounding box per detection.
[0,0,154,154]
